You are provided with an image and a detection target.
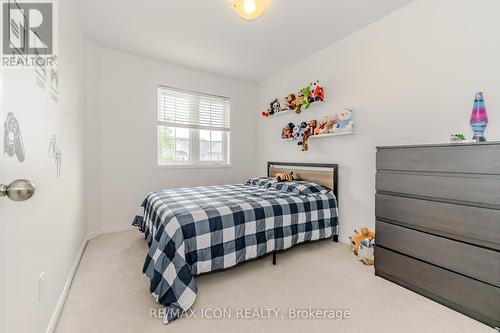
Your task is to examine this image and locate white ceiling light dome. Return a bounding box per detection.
[233,0,265,21]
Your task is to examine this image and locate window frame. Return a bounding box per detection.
[155,85,231,169]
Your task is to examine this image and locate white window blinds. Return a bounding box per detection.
[157,86,230,132]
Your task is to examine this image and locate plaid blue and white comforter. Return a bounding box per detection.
[133,183,338,324]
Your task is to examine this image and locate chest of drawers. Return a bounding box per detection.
[375,142,500,328]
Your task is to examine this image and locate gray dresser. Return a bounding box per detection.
[375,142,500,328]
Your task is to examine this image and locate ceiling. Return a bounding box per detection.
[79,0,414,82]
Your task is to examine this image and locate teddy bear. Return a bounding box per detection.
[349,228,375,256]
[324,115,338,134]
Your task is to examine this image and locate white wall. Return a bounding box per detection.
[85,46,259,232]
[1,0,86,332]
[257,0,500,243]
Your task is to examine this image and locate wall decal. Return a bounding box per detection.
[3,112,25,162]
[48,135,61,177]
[50,59,58,102]
[34,38,47,90]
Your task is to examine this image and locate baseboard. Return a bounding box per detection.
[86,224,135,241]
[45,224,135,333]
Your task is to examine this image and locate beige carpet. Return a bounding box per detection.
[55,230,494,333]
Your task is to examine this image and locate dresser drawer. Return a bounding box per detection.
[375,247,500,328]
[377,145,500,174]
[376,220,500,287]
[376,171,500,207]
[376,194,500,250]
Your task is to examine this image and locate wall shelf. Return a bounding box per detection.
[264,101,326,118]
[281,129,355,142]
[308,130,355,139]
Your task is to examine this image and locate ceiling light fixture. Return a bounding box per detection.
[233,0,265,21]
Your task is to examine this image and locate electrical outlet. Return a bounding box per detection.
[38,271,46,301]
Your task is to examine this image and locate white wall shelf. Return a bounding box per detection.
[308,130,355,139]
[264,101,326,118]
[281,130,355,142]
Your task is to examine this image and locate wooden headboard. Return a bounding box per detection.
[267,162,339,202]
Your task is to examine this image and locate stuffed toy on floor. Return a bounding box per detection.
[349,228,375,266]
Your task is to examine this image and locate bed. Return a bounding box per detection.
[132,162,339,324]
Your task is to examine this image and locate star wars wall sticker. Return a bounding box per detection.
[50,59,58,102]
[48,135,61,178]
[3,112,25,162]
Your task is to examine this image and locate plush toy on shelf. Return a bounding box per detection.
[281,122,294,139]
[262,98,283,117]
[315,120,325,135]
[284,93,301,114]
[292,123,301,141]
[296,122,307,146]
[302,121,315,151]
[308,81,325,103]
[270,98,282,115]
[336,109,354,130]
[308,120,317,136]
[324,115,338,134]
[297,85,312,110]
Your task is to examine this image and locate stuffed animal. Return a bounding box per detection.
[336,109,353,129]
[324,115,338,134]
[358,239,375,266]
[308,119,317,135]
[302,126,312,151]
[281,122,294,139]
[349,228,375,256]
[297,86,311,109]
[292,124,301,140]
[315,121,325,135]
[308,81,325,103]
[292,96,302,114]
[296,122,307,146]
[270,98,282,115]
[284,94,300,114]
[300,120,317,151]
[275,172,294,182]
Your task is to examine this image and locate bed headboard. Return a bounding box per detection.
[267,162,339,202]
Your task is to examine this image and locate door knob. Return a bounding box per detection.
[0,179,36,202]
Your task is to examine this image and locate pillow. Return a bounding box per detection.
[271,181,329,195]
[246,177,277,188]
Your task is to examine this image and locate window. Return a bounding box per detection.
[157,86,230,166]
